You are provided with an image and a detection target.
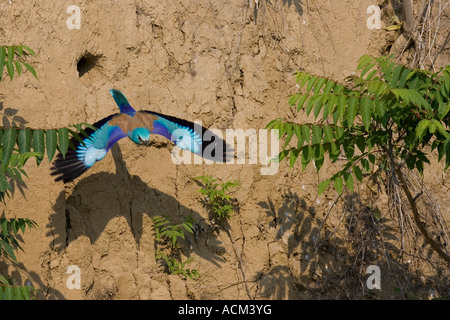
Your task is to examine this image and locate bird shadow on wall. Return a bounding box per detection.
[47,144,226,267]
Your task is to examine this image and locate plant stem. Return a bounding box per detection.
[220,223,253,300]
[395,166,450,263]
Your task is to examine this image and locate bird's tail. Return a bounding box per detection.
[109,89,136,115]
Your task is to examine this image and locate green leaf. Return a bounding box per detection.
[334,176,344,194]
[284,124,294,148]
[0,173,8,193]
[2,129,17,167]
[344,171,354,191]
[360,98,373,131]
[0,219,8,236]
[323,126,334,144]
[346,96,358,127]
[335,94,346,124]
[313,95,326,118]
[306,95,320,116]
[21,45,36,55]
[296,95,308,112]
[46,129,57,162]
[313,145,325,171]
[322,80,336,94]
[32,130,45,165]
[353,165,363,182]
[307,75,318,93]
[301,125,310,143]
[343,138,355,159]
[438,102,450,120]
[21,286,30,300]
[15,45,23,57]
[288,93,301,107]
[326,95,337,122]
[5,286,13,300]
[311,126,323,145]
[416,119,430,140]
[289,149,300,168]
[18,128,32,153]
[15,61,22,76]
[391,64,404,87]
[357,54,372,71]
[0,47,6,81]
[313,78,327,95]
[7,46,14,64]
[1,239,17,262]
[58,128,70,159]
[20,61,38,79]
[318,179,331,195]
[361,63,375,78]
[355,135,366,153]
[368,154,376,164]
[299,73,311,89]
[6,60,14,80]
[301,145,311,171]
[431,119,448,138]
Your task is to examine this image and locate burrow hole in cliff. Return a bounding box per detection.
[77,53,102,78]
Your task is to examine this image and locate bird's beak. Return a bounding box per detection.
[144,140,149,147]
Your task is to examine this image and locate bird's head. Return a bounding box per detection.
[130,127,150,146]
[172,128,201,154]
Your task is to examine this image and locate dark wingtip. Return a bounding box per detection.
[140,110,234,163]
[50,149,89,183]
[50,114,119,183]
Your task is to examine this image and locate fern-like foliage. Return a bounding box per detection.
[193,175,240,220]
[0,217,37,262]
[0,124,94,200]
[0,218,38,300]
[267,55,450,194]
[0,45,37,81]
[152,215,200,280]
[0,275,37,300]
[152,215,195,248]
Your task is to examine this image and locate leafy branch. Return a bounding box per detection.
[0,275,37,300]
[0,217,37,262]
[152,215,200,280]
[193,175,253,299]
[267,54,450,262]
[193,175,240,221]
[0,45,37,81]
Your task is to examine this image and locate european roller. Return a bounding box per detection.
[51,89,229,182]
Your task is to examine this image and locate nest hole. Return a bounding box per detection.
[77,53,101,78]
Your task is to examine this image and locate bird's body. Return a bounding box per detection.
[50,89,211,182]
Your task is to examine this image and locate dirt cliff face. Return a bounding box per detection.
[0,0,448,300]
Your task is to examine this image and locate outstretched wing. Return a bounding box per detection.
[138,110,233,163]
[50,114,127,182]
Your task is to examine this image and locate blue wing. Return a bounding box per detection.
[139,111,232,163]
[51,114,127,182]
[139,111,202,152]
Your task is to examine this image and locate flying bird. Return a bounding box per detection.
[51,89,230,182]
